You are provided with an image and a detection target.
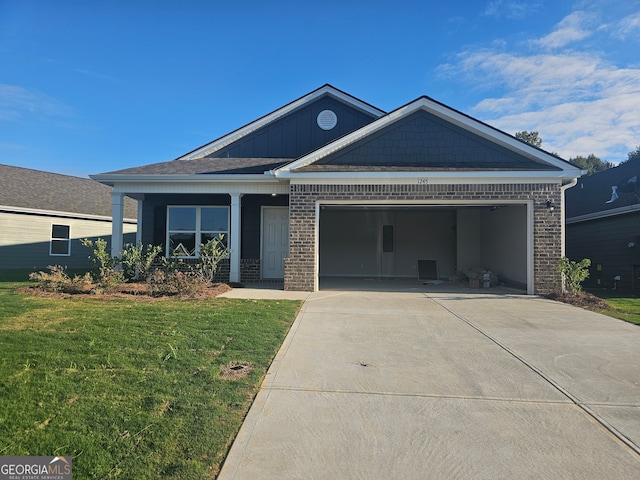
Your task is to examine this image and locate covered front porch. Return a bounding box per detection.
[106,178,289,284]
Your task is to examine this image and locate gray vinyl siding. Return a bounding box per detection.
[0,211,136,271]
[566,212,640,290]
[211,95,377,159]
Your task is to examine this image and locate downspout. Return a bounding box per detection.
[560,177,580,257]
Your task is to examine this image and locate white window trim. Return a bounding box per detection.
[50,223,71,256]
[166,206,230,258]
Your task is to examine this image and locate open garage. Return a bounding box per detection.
[318,203,530,291]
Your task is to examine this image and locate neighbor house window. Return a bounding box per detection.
[167,206,229,258]
[50,224,71,256]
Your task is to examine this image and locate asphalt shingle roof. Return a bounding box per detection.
[566,160,640,218]
[103,157,293,175]
[0,164,137,219]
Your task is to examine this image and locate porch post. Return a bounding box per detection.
[111,192,124,257]
[229,193,243,283]
[135,196,144,246]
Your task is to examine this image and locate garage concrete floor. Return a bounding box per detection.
[217,290,640,479]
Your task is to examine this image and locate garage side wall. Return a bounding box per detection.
[284,183,562,294]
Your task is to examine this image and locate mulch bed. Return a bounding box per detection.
[545,291,611,311]
[18,282,232,301]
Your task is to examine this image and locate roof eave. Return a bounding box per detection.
[0,204,137,223]
[90,173,279,186]
[566,203,640,224]
[277,170,579,184]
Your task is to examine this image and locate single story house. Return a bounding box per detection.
[92,85,582,294]
[0,164,138,272]
[565,159,640,292]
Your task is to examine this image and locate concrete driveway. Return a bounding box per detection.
[218,290,640,479]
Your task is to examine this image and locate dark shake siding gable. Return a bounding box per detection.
[301,110,561,171]
[210,95,379,159]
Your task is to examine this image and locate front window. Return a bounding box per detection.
[50,224,70,256]
[167,206,229,258]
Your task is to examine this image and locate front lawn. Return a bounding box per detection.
[592,291,640,325]
[0,282,301,478]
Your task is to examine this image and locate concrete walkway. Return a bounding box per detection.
[218,290,640,479]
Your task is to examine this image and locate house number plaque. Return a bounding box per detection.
[417,178,429,184]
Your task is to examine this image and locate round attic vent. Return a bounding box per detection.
[317,109,338,130]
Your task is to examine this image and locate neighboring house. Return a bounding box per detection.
[92,84,582,294]
[565,160,640,292]
[0,164,138,272]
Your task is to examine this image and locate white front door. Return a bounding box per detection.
[262,207,289,279]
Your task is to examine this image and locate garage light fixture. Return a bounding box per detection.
[545,200,555,212]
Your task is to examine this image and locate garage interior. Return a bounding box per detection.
[318,204,528,291]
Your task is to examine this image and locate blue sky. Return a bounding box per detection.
[1,0,639,178]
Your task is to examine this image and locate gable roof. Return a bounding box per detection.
[177,84,385,161]
[276,96,579,180]
[566,160,640,221]
[0,164,138,220]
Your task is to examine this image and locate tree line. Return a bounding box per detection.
[515,130,639,175]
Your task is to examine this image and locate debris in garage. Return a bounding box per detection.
[464,268,499,288]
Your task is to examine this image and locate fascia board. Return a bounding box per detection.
[0,205,137,223]
[566,203,640,224]
[178,86,385,161]
[90,173,279,185]
[277,97,582,177]
[278,169,573,181]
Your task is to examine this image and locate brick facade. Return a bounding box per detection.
[284,183,563,294]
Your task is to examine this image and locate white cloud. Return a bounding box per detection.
[484,1,542,19]
[455,50,640,160]
[614,11,640,39]
[0,84,72,122]
[531,11,597,49]
[438,6,640,163]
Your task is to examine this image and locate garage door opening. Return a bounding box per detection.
[318,204,529,292]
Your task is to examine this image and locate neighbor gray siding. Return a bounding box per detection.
[0,211,136,271]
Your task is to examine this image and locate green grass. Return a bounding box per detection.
[592,291,640,325]
[0,282,301,478]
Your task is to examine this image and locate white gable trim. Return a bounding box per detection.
[178,85,385,161]
[274,97,581,179]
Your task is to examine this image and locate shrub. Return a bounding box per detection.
[147,270,204,297]
[29,266,93,293]
[120,242,163,281]
[194,234,231,283]
[81,238,120,282]
[558,256,591,295]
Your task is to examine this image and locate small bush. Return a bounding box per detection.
[147,270,204,297]
[29,266,93,293]
[120,242,163,281]
[81,238,120,282]
[194,234,231,283]
[558,256,591,295]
